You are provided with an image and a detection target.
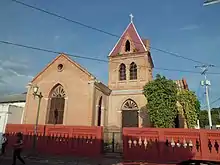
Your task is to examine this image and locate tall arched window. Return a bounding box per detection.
[129,62,137,80]
[119,63,126,81]
[47,84,66,124]
[97,96,102,126]
[125,40,130,52]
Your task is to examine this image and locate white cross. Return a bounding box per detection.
[129,14,134,23]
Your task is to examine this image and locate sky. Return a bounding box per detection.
[0,0,220,108]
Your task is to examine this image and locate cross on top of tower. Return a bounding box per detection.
[129,14,134,23]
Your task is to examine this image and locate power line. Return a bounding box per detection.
[210,97,220,106]
[0,40,107,62]
[201,96,220,109]
[11,0,214,66]
[2,39,220,75]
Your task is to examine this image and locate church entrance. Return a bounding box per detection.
[103,99,139,154]
[122,110,139,127]
[121,99,139,127]
[47,84,66,124]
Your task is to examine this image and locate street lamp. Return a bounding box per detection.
[32,85,43,152]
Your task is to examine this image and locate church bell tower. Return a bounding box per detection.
[108,14,154,90]
[106,15,154,131]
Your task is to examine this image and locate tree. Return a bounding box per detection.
[143,74,178,128]
[199,108,220,128]
[177,90,200,128]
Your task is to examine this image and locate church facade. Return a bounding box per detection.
[22,19,187,131]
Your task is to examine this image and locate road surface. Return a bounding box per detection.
[0,156,83,165]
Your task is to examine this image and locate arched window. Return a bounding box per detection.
[129,62,137,80]
[122,99,138,110]
[97,96,102,126]
[125,40,130,52]
[47,84,66,125]
[119,63,126,81]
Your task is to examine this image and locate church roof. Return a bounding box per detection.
[30,54,110,90]
[174,78,189,91]
[31,54,96,83]
[0,93,26,103]
[108,22,147,57]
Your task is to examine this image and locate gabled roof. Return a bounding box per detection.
[108,22,147,57]
[31,54,95,83]
[0,93,26,103]
[174,78,189,91]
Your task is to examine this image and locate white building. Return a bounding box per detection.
[0,93,26,147]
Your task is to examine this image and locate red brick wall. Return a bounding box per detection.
[123,128,220,163]
[5,124,103,158]
[6,124,220,163]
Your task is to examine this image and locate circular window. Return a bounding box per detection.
[57,64,64,71]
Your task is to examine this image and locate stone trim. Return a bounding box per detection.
[111,89,143,95]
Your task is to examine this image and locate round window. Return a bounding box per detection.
[57,64,63,71]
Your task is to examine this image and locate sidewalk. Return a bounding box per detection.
[1,151,181,165]
[1,152,123,165]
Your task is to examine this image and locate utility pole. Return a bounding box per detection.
[195,64,214,129]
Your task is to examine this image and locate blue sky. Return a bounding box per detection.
[0,0,220,108]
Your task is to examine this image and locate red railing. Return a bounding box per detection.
[6,124,220,163]
[5,124,103,158]
[123,128,220,164]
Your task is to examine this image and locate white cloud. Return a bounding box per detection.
[54,35,60,41]
[0,59,33,95]
[180,24,200,31]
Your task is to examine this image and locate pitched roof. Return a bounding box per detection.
[109,22,147,57]
[174,78,189,91]
[0,93,26,103]
[31,54,95,83]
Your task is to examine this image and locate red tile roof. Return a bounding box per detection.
[109,22,147,56]
[175,78,189,90]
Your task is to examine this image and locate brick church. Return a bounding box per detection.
[22,17,188,131]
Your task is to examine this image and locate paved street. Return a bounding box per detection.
[0,156,91,165]
[1,157,215,165]
[0,157,69,165]
[1,158,54,165]
[0,157,94,165]
[0,155,123,165]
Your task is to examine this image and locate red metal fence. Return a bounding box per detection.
[5,124,103,158]
[123,127,220,163]
[5,124,220,163]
